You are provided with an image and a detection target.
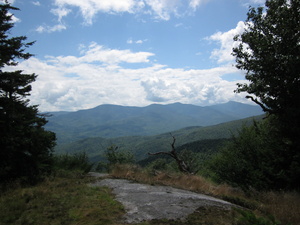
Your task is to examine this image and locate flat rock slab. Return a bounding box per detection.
[87,172,109,178]
[91,178,234,223]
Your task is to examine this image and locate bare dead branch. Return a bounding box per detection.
[148,134,194,174]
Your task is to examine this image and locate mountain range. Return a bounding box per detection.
[55,114,264,162]
[45,101,263,144]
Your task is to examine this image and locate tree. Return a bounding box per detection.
[0,3,56,184]
[233,0,300,140]
[232,0,300,190]
[233,0,300,113]
[208,119,289,191]
[148,135,198,174]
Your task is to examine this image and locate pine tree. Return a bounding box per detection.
[0,3,56,184]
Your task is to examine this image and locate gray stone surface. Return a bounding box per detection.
[90,178,234,223]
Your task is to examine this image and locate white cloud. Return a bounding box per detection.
[50,0,213,25]
[136,40,143,44]
[10,14,20,23]
[11,42,248,112]
[32,1,41,6]
[175,23,183,27]
[207,21,246,63]
[51,7,71,22]
[53,0,138,25]
[50,42,154,65]
[127,38,148,44]
[0,0,15,4]
[4,11,21,23]
[36,24,67,33]
[242,0,265,7]
[144,0,181,20]
[248,0,265,4]
[189,0,209,10]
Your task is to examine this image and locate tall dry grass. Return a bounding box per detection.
[111,164,245,197]
[259,191,300,225]
[111,164,300,225]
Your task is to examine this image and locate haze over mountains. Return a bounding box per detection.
[46,101,263,145]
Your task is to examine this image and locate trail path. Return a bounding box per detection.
[89,173,234,224]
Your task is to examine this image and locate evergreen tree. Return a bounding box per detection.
[0,3,56,184]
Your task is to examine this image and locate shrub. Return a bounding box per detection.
[96,145,135,172]
[207,118,293,191]
[53,152,93,174]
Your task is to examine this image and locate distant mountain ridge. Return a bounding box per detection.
[56,115,265,161]
[45,101,263,144]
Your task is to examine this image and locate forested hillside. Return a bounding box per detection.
[55,115,263,162]
[46,101,263,144]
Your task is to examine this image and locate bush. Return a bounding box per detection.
[207,118,294,191]
[96,145,135,172]
[235,209,282,225]
[53,152,93,174]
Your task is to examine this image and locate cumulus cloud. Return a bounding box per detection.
[53,0,139,25]
[207,21,246,63]
[144,0,181,20]
[49,42,154,65]
[49,0,213,25]
[12,42,248,112]
[36,24,67,33]
[139,66,246,105]
[51,7,71,22]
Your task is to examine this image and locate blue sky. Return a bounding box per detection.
[5,0,265,111]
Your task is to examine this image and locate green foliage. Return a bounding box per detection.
[53,152,94,174]
[208,117,299,191]
[139,138,228,176]
[145,158,175,174]
[233,0,300,166]
[0,3,56,185]
[47,102,262,144]
[211,1,300,191]
[0,176,124,225]
[233,0,300,115]
[57,116,263,162]
[96,145,135,172]
[235,209,282,225]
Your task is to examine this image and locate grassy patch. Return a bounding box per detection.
[111,164,300,225]
[135,207,240,225]
[1,166,299,225]
[0,175,124,225]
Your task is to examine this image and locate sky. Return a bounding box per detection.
[4,0,265,112]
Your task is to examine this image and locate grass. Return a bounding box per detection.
[137,207,241,225]
[1,166,299,225]
[0,173,125,225]
[110,164,300,225]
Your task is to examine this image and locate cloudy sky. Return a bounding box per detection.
[5,0,265,112]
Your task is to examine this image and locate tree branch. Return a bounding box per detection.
[246,95,273,114]
[148,134,193,174]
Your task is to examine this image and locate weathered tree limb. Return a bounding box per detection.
[148,134,192,174]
